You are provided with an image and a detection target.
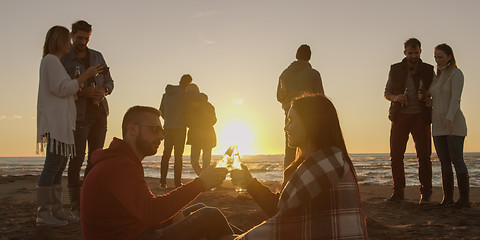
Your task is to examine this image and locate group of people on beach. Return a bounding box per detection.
[35,18,467,240]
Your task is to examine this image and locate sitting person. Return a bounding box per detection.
[229,94,368,239]
[81,106,235,240]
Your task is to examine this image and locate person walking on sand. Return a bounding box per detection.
[61,20,114,218]
[277,44,324,168]
[384,38,434,204]
[36,25,101,226]
[159,74,192,188]
[228,94,368,239]
[81,106,237,240]
[185,83,217,176]
[427,43,470,208]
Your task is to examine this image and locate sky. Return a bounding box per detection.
[1,0,479,157]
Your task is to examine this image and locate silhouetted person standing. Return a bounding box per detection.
[61,20,114,218]
[277,44,324,168]
[159,74,192,188]
[184,83,217,176]
[384,38,434,204]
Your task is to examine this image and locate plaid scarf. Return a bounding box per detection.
[238,147,367,240]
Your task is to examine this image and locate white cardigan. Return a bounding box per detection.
[429,67,467,137]
[37,54,79,156]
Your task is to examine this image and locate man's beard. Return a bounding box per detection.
[135,133,158,157]
[73,44,87,52]
[407,58,420,65]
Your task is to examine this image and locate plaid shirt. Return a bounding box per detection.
[239,147,368,240]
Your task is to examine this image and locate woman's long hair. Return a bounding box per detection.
[432,43,458,91]
[42,26,70,57]
[291,94,356,175]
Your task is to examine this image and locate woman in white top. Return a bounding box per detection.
[428,43,469,208]
[36,25,101,226]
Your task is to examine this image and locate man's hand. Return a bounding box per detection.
[77,86,96,97]
[93,87,106,103]
[198,166,228,190]
[393,94,408,105]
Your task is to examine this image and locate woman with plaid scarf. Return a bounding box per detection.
[225,94,368,239]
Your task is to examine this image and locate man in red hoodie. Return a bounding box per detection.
[81,106,234,239]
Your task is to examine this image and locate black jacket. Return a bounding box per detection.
[385,58,434,122]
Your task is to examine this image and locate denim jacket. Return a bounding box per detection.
[61,48,114,121]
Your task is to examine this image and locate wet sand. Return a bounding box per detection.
[1,175,479,239]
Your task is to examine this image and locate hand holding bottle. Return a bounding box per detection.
[75,65,103,87]
[394,94,408,105]
[231,164,254,190]
[198,166,228,190]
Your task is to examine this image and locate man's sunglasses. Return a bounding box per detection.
[137,123,165,136]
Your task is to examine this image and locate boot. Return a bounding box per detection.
[68,186,81,218]
[36,186,68,226]
[385,189,404,204]
[439,172,454,206]
[419,194,431,205]
[454,173,471,209]
[52,185,79,223]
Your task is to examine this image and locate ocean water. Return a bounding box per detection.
[1,153,479,187]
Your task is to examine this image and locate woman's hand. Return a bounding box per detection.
[444,119,454,136]
[84,64,103,78]
[231,164,254,188]
[76,65,103,87]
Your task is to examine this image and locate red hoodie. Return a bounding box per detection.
[81,138,205,240]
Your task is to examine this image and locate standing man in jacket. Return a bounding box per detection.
[277,44,324,168]
[159,74,192,188]
[384,38,434,204]
[61,20,114,217]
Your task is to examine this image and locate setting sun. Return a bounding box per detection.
[217,120,254,155]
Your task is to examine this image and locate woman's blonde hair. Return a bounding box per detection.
[42,26,70,57]
[432,43,458,90]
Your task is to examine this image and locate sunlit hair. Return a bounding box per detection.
[179,74,193,88]
[291,93,356,174]
[404,38,421,49]
[42,26,70,57]
[435,43,457,72]
[122,106,161,138]
[71,20,92,35]
[186,83,200,93]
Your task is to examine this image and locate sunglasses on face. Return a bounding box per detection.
[137,123,165,136]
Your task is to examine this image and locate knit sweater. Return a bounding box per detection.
[36,54,79,156]
[429,67,467,136]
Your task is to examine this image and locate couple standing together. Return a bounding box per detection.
[36,20,113,226]
[159,74,217,188]
[384,38,470,208]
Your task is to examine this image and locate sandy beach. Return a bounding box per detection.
[1,175,479,240]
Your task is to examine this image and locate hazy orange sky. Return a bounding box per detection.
[1,1,479,156]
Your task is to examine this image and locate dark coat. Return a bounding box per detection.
[185,93,217,148]
[159,85,187,129]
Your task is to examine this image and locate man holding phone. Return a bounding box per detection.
[61,20,114,218]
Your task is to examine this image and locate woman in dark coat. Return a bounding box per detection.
[185,84,217,175]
